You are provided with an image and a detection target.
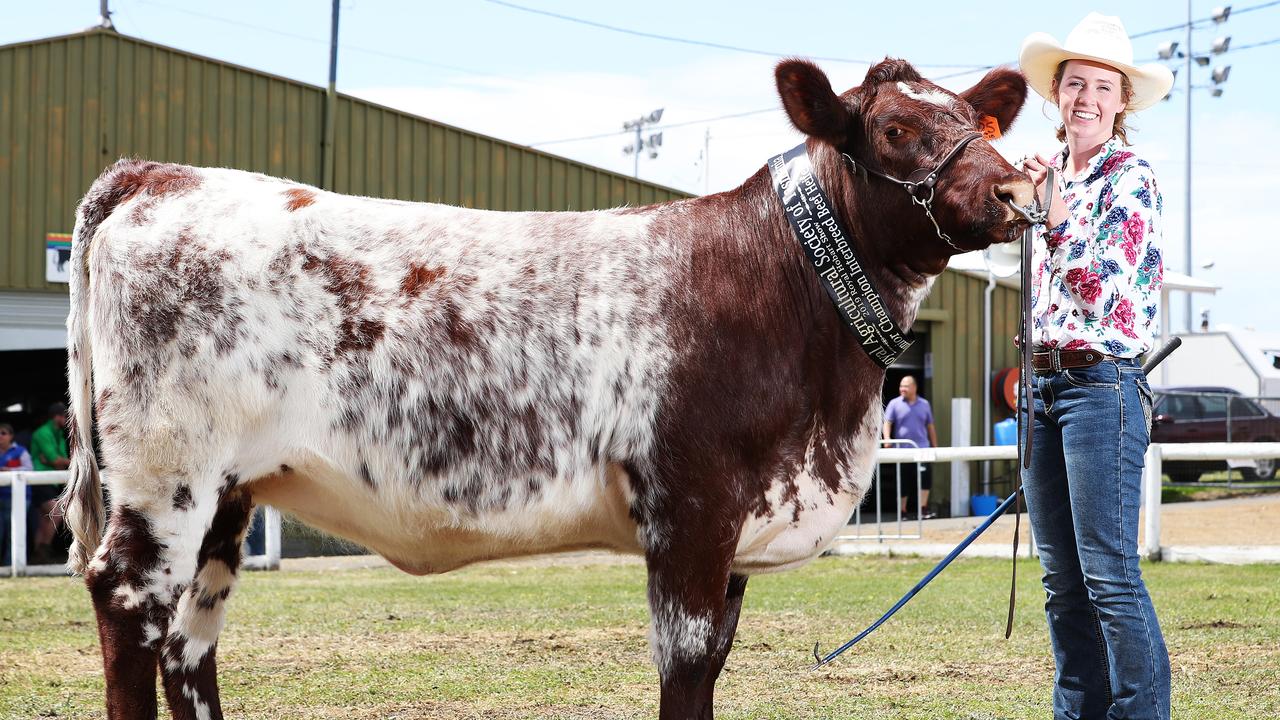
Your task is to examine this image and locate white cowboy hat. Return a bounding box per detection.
[1019,12,1175,112]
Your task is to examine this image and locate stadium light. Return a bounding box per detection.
[1212,6,1231,23]
[622,109,665,178]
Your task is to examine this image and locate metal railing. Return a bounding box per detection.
[849,439,926,540]
[843,442,1280,563]
[4,441,1278,576]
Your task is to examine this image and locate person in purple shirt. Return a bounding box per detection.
[882,376,939,519]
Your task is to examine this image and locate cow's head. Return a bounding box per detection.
[776,58,1033,273]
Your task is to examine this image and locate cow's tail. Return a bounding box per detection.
[57,167,127,575]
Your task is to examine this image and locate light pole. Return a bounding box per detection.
[623,109,664,179]
[1158,4,1231,333]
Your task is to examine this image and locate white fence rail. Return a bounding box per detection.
[1,471,280,577]
[3,441,1278,577]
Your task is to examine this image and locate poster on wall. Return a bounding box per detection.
[45,232,72,283]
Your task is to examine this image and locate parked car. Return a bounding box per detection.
[1150,386,1280,483]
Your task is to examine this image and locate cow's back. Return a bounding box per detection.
[81,161,685,568]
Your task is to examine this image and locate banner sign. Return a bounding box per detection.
[46,232,72,284]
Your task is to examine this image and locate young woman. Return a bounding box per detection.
[1017,12,1175,720]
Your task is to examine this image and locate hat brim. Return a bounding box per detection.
[1019,32,1175,112]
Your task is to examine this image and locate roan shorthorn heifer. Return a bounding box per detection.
[61,58,1033,719]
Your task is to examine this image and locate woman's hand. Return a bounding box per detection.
[1019,154,1067,227]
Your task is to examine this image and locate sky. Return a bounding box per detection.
[4,0,1278,334]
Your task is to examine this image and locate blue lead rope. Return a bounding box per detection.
[811,487,1024,669]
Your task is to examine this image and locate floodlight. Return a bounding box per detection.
[1156,41,1179,60]
[1211,36,1231,54]
[1212,6,1231,23]
[1211,87,1224,97]
[1195,55,1211,67]
[1211,66,1231,84]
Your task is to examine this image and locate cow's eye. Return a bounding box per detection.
[886,127,905,140]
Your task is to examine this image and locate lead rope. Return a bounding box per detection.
[1006,168,1054,638]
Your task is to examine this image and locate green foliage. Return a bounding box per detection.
[1,556,1276,719]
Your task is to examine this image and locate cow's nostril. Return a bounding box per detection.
[994,178,1034,209]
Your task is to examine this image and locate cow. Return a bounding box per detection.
[59,57,1033,719]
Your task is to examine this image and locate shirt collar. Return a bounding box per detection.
[1057,136,1122,183]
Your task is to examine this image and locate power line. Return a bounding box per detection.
[482,0,989,69]
[1230,36,1280,51]
[1130,0,1280,38]
[529,108,779,147]
[135,0,529,83]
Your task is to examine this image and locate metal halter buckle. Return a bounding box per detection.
[841,131,983,253]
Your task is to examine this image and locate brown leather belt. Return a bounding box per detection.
[1030,348,1121,374]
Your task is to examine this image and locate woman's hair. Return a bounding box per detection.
[0,423,12,435]
[1050,61,1135,145]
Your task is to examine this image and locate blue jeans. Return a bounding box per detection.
[1022,358,1171,720]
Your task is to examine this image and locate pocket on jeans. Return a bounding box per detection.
[1064,362,1120,389]
[1134,377,1154,433]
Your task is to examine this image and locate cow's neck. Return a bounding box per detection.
[716,148,939,336]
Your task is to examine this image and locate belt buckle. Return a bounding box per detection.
[1050,349,1062,373]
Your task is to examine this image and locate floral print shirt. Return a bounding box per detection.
[1031,136,1163,358]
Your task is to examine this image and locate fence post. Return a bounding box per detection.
[1143,444,1163,561]
[264,506,282,571]
[950,398,971,518]
[11,473,27,577]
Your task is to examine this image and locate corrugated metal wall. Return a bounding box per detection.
[919,272,1021,504]
[0,29,686,292]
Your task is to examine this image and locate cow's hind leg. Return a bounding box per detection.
[647,547,747,720]
[86,491,224,719]
[160,490,254,720]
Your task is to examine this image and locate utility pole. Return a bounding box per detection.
[704,128,711,195]
[622,109,664,179]
[99,0,115,30]
[1159,4,1231,333]
[321,0,340,191]
[1184,0,1193,334]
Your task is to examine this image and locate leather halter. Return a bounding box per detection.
[842,131,984,252]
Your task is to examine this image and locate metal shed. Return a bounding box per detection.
[0,27,688,296]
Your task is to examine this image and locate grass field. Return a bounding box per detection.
[2,554,1277,719]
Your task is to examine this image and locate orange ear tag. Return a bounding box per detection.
[980,115,1002,141]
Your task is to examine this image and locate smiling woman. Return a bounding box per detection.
[1014,12,1177,720]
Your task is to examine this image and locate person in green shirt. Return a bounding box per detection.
[29,402,70,564]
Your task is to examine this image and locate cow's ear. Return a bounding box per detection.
[776,59,853,145]
[960,67,1028,136]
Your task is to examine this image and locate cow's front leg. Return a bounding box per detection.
[160,491,254,720]
[693,573,748,709]
[646,528,745,720]
[86,498,213,720]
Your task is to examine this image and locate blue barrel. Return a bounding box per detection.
[993,417,1018,446]
[970,494,1000,516]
